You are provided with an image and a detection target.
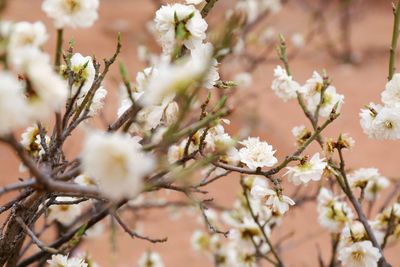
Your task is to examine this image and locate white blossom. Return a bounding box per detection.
[191,230,211,252]
[348,168,384,188]
[167,143,185,164]
[120,67,180,131]
[317,188,353,233]
[138,101,173,131]
[47,254,88,267]
[74,174,98,187]
[89,86,107,115]
[47,254,69,267]
[42,0,100,29]
[8,21,47,50]
[271,65,302,101]
[186,0,205,5]
[76,86,107,116]
[190,42,219,89]
[26,60,68,113]
[234,72,253,89]
[227,246,257,267]
[154,3,207,54]
[68,53,96,96]
[85,222,104,239]
[48,197,82,226]
[338,133,356,150]
[302,71,323,95]
[138,251,165,267]
[340,221,384,247]
[204,123,235,153]
[338,241,381,267]
[285,153,327,185]
[374,203,400,230]
[291,32,305,48]
[251,184,295,214]
[291,124,311,146]
[318,202,353,233]
[359,103,382,138]
[238,137,277,170]
[20,125,49,157]
[364,176,390,201]
[381,73,400,107]
[236,0,281,24]
[229,217,262,245]
[136,67,157,93]
[81,132,155,200]
[367,106,400,140]
[347,168,389,200]
[259,27,276,43]
[291,125,306,138]
[164,101,179,125]
[7,21,50,72]
[0,20,13,39]
[140,56,209,106]
[0,72,29,135]
[307,85,344,117]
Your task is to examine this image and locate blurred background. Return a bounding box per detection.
[1,0,400,266]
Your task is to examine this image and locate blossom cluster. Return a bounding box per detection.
[360,73,400,140]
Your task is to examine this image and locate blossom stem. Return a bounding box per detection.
[277,35,324,147]
[242,183,285,267]
[389,1,400,80]
[213,112,339,178]
[339,0,353,63]
[54,29,63,69]
[335,149,391,267]
[201,0,219,18]
[328,233,340,267]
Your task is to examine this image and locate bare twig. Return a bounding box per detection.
[16,217,59,254]
[389,1,400,80]
[0,179,35,196]
[242,182,285,267]
[201,0,219,18]
[112,211,168,243]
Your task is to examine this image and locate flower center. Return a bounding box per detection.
[64,0,81,13]
[351,250,364,262]
[59,205,70,212]
[322,93,333,106]
[384,120,394,129]
[72,65,90,87]
[110,153,129,179]
[298,162,312,172]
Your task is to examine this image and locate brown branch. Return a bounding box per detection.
[333,149,391,267]
[111,211,167,243]
[201,0,219,18]
[242,182,285,267]
[0,179,35,196]
[2,135,102,199]
[211,112,338,178]
[16,217,59,254]
[199,203,229,237]
[108,104,140,132]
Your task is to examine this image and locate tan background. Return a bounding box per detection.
[1,0,400,266]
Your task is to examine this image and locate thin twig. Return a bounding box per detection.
[16,217,59,254]
[242,182,285,267]
[0,179,35,196]
[112,211,167,243]
[389,0,400,80]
